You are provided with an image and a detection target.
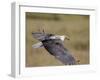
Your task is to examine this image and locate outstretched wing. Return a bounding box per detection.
[32,32,47,41]
[43,39,76,65]
[32,32,55,41]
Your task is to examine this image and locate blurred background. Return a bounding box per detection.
[26,12,89,67]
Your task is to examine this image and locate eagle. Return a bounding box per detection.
[32,32,76,65]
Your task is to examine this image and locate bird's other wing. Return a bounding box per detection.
[43,39,76,65]
[32,42,44,48]
[32,32,47,41]
[32,32,55,41]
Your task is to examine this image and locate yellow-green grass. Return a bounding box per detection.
[26,12,89,67]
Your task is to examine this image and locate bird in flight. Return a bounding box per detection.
[32,32,76,65]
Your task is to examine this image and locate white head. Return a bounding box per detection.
[50,35,69,41]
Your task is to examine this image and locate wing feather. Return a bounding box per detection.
[32,32,47,41]
[32,42,43,48]
[43,39,76,65]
